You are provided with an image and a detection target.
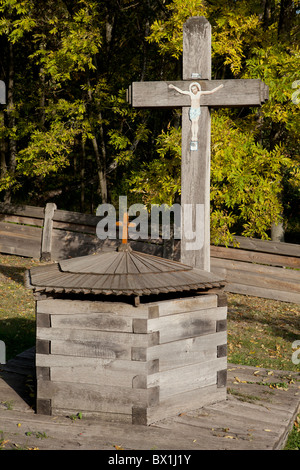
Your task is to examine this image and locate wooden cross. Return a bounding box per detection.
[116,212,136,245]
[127,16,268,271]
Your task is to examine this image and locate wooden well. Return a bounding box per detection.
[27,245,227,425]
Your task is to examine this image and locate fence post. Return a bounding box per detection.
[0,340,6,364]
[41,203,57,261]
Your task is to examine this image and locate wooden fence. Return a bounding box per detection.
[0,202,169,261]
[211,237,300,304]
[0,202,299,304]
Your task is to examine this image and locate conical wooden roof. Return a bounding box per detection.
[27,245,225,297]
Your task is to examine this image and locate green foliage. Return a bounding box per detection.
[129,126,181,207]
[0,0,299,242]
[210,112,291,241]
[143,0,300,243]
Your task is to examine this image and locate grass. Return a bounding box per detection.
[0,255,44,360]
[0,252,299,448]
[227,293,300,372]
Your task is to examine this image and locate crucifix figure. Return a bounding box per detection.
[169,81,224,149]
[127,16,268,271]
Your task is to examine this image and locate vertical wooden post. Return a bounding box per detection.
[0,340,6,364]
[41,203,56,261]
[181,17,211,271]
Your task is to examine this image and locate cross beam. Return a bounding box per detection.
[127,16,268,271]
[127,79,269,109]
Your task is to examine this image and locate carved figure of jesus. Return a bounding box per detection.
[169,82,224,143]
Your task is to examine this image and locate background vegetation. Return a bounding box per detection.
[0,0,299,244]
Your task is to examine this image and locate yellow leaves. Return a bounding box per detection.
[233,376,247,384]
[0,439,10,448]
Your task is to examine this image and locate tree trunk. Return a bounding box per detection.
[80,138,86,212]
[278,0,294,39]
[86,75,107,204]
[91,132,107,204]
[7,42,16,175]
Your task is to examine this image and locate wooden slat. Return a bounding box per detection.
[147,331,227,371]
[36,298,149,317]
[50,312,133,332]
[224,283,300,304]
[50,228,103,260]
[52,220,97,234]
[36,353,150,374]
[37,380,156,413]
[134,307,227,344]
[147,357,227,400]
[0,203,44,219]
[37,327,159,360]
[131,79,266,108]
[148,294,218,316]
[53,208,100,227]
[211,245,300,268]
[232,236,300,258]
[212,263,300,293]
[41,203,56,261]
[211,257,300,281]
[0,214,44,227]
[0,221,42,258]
[144,384,226,426]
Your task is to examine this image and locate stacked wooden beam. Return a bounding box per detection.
[35,293,227,425]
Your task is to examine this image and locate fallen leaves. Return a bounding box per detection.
[233,376,248,384]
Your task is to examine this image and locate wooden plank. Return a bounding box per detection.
[143,384,226,426]
[147,294,218,316]
[212,264,300,293]
[0,202,44,219]
[50,228,103,260]
[36,353,150,374]
[232,236,300,258]
[53,208,100,226]
[211,257,300,281]
[0,221,42,258]
[211,245,300,268]
[147,357,227,400]
[224,282,300,304]
[52,220,97,234]
[0,214,44,227]
[131,79,265,108]
[50,312,133,332]
[180,17,211,271]
[36,298,149,317]
[41,203,56,261]
[147,331,227,371]
[183,16,211,81]
[37,380,158,412]
[0,80,5,104]
[138,307,227,343]
[49,364,139,388]
[37,327,159,356]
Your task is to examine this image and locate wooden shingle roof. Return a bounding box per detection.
[27,245,225,297]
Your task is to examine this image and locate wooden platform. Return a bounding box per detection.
[0,348,299,450]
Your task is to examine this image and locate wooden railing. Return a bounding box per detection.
[211,237,300,304]
[0,202,299,303]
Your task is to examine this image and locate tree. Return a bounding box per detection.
[130,0,300,243]
[0,0,169,209]
[0,0,299,245]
